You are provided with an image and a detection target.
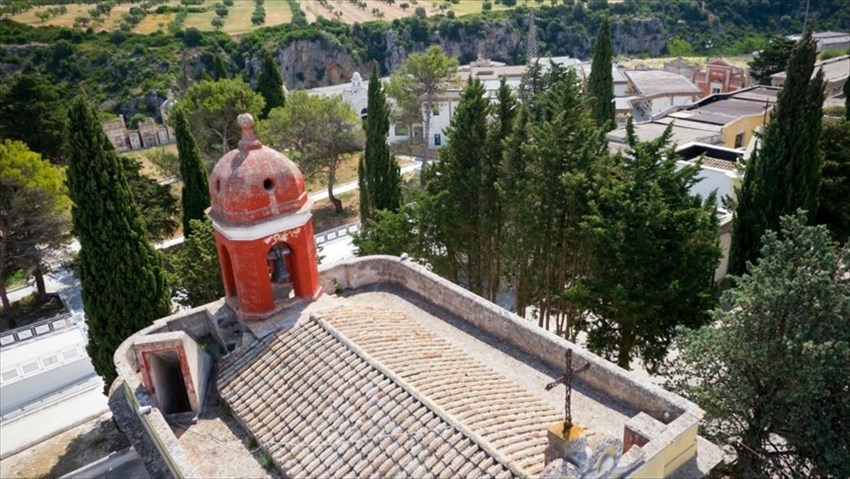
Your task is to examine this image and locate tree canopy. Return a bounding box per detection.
[359,62,401,224]
[666,212,850,479]
[386,45,458,183]
[569,118,721,371]
[588,17,615,131]
[748,35,796,85]
[816,120,850,244]
[0,74,67,164]
[167,219,224,308]
[65,96,171,387]
[120,156,179,242]
[729,28,824,275]
[255,50,285,119]
[173,108,210,237]
[178,79,265,164]
[259,91,363,213]
[0,140,70,313]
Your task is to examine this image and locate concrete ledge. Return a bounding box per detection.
[60,447,137,479]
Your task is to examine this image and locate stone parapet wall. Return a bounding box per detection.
[111,302,228,478]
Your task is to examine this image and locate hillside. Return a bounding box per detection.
[1,0,847,120]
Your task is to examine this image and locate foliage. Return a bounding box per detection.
[569,118,720,371]
[730,29,824,275]
[665,37,692,56]
[173,108,210,237]
[65,96,171,388]
[816,120,850,244]
[177,79,265,165]
[212,53,228,80]
[0,140,70,313]
[120,156,179,242]
[353,206,418,256]
[144,147,180,177]
[665,213,850,479]
[386,45,458,180]
[503,65,602,338]
[425,77,491,292]
[255,50,285,119]
[168,219,223,308]
[748,35,795,85]
[359,62,401,224]
[845,78,850,121]
[587,17,614,131]
[0,73,67,164]
[259,91,363,213]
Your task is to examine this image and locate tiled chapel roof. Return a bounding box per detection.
[217,305,563,478]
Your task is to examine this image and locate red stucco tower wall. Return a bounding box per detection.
[207,113,321,321]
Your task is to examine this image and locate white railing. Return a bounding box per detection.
[314,221,362,246]
[0,313,82,349]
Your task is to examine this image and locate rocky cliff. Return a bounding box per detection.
[268,16,668,90]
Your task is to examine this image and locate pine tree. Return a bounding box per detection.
[729,28,825,275]
[173,108,210,237]
[256,50,285,119]
[359,62,401,223]
[588,17,615,131]
[65,96,171,388]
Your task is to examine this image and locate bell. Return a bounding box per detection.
[271,256,289,283]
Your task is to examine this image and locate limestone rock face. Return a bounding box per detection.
[262,17,667,91]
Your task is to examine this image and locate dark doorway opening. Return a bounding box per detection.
[147,351,192,414]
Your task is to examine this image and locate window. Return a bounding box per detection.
[21,360,40,375]
[434,134,442,146]
[432,104,440,116]
[394,125,409,137]
[734,133,744,149]
[712,87,721,94]
[1,369,20,383]
[41,354,60,369]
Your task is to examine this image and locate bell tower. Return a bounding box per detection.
[207,113,321,321]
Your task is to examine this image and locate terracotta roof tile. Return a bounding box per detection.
[217,318,512,479]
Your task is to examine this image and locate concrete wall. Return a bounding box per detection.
[677,160,740,206]
[721,114,766,149]
[0,359,94,416]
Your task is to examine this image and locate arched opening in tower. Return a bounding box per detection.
[219,244,237,300]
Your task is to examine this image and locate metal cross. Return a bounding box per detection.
[545,349,590,435]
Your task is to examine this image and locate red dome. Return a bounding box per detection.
[208,114,308,225]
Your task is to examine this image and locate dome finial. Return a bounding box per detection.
[238,113,262,151]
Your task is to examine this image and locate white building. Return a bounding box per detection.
[307,57,700,153]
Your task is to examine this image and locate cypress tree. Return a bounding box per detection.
[428,77,490,294]
[729,28,825,275]
[174,108,210,237]
[480,78,516,301]
[588,17,615,131]
[844,78,849,121]
[256,50,285,119]
[359,62,401,223]
[212,53,228,80]
[65,96,171,388]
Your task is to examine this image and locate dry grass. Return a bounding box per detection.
[133,11,176,34]
[312,189,360,232]
[10,3,132,30]
[303,152,361,193]
[122,144,178,179]
[303,0,439,25]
